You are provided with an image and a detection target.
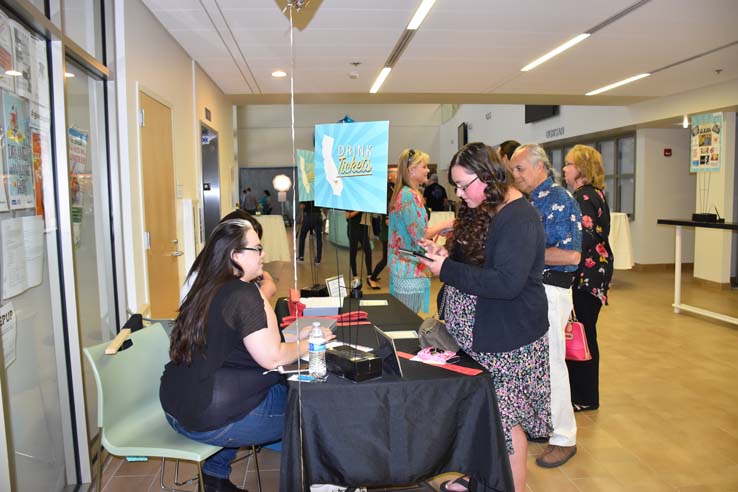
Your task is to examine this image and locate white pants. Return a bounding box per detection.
[544,284,577,447]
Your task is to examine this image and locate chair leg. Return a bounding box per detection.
[197,461,206,492]
[96,437,104,492]
[252,445,262,492]
[159,458,199,492]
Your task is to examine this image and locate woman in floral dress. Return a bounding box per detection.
[419,142,551,492]
[563,144,614,412]
[388,148,432,312]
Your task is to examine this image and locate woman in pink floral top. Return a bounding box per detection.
[388,148,432,312]
[563,145,614,412]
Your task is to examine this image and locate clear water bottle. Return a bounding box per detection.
[308,322,327,381]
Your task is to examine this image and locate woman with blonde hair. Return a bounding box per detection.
[563,144,614,412]
[388,148,432,312]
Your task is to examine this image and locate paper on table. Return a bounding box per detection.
[359,299,388,307]
[383,330,418,340]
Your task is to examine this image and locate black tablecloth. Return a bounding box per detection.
[279,294,514,492]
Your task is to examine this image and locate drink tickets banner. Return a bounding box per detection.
[296,148,315,201]
[313,120,389,214]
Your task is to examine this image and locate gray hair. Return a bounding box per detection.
[512,143,555,180]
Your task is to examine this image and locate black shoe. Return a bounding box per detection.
[203,473,248,492]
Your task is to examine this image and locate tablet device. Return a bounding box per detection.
[374,326,403,378]
[398,247,432,261]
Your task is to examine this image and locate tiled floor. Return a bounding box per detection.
[93,229,738,492]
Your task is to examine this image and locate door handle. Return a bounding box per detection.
[171,251,184,257]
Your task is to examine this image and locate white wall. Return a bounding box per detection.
[119,0,235,311]
[635,129,696,264]
[237,104,443,168]
[694,112,736,283]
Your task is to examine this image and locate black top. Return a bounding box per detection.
[423,182,448,211]
[346,211,365,233]
[573,185,613,304]
[440,198,549,353]
[160,279,280,431]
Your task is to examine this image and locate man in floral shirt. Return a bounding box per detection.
[510,144,582,468]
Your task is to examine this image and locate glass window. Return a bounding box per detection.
[63,0,104,61]
[65,60,117,440]
[0,14,67,491]
[544,133,636,218]
[600,140,616,175]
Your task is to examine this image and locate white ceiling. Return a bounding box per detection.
[142,0,738,104]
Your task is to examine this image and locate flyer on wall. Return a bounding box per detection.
[10,21,32,100]
[689,112,722,173]
[0,11,14,93]
[30,103,50,218]
[2,90,34,209]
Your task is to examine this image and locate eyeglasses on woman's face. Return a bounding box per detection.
[455,176,479,192]
[237,245,264,255]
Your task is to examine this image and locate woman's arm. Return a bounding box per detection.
[244,298,334,370]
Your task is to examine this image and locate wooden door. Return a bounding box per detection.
[140,92,180,318]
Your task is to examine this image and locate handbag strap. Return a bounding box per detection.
[568,309,578,323]
[436,285,448,319]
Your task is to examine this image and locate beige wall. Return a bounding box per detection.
[195,64,238,241]
[237,104,443,168]
[120,0,234,311]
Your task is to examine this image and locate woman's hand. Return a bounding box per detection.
[417,251,446,277]
[297,324,336,342]
[417,238,448,257]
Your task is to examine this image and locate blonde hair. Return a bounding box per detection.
[391,148,429,208]
[566,144,605,189]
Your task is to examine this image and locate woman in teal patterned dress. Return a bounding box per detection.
[388,148,431,312]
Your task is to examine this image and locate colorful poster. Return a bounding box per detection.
[296,148,315,201]
[10,21,32,100]
[313,120,389,214]
[68,127,88,248]
[690,112,722,172]
[30,104,50,218]
[2,91,34,209]
[0,11,14,92]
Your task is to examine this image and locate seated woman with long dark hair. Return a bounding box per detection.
[160,219,334,492]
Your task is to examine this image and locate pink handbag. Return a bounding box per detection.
[565,312,591,361]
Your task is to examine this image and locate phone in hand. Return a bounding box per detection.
[398,247,433,261]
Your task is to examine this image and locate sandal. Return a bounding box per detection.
[573,403,599,412]
[440,476,470,492]
[366,277,381,290]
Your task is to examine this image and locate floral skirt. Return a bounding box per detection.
[444,285,552,454]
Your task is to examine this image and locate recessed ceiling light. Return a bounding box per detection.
[407,0,437,30]
[585,73,650,96]
[520,33,590,72]
[64,72,75,78]
[4,70,21,76]
[369,67,391,94]
[272,70,287,78]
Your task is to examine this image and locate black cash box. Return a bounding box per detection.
[326,345,382,382]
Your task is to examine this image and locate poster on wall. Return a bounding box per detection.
[2,90,34,209]
[68,127,89,249]
[30,104,50,218]
[31,35,48,107]
[313,120,389,214]
[296,149,315,201]
[0,215,43,300]
[690,112,722,173]
[0,11,14,92]
[10,21,32,100]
